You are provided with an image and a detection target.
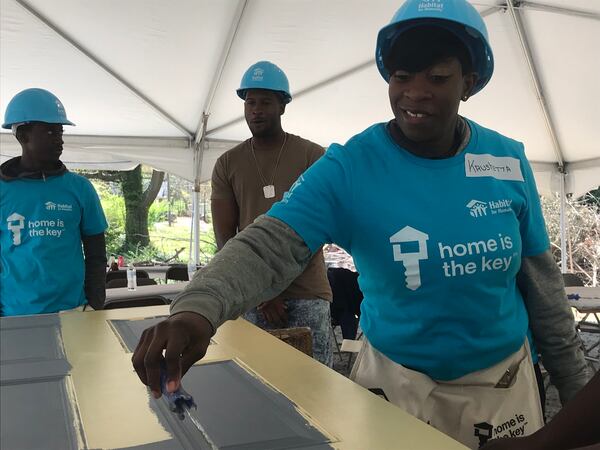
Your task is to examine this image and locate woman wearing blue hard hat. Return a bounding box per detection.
[1,88,108,316]
[132,1,587,447]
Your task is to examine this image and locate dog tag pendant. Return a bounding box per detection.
[263,185,275,199]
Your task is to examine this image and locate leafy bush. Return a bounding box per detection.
[121,243,172,265]
[148,200,169,227]
[91,181,125,254]
[90,176,216,264]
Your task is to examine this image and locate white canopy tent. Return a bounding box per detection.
[1,0,599,266]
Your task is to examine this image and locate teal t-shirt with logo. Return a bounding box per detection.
[268,120,549,380]
[1,172,108,316]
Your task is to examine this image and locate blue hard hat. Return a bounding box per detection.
[2,88,75,129]
[236,61,292,104]
[376,0,494,95]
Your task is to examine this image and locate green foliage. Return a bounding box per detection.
[91,180,125,254]
[121,243,171,265]
[171,199,189,216]
[148,200,169,226]
[199,230,217,259]
[89,173,216,264]
[150,221,216,264]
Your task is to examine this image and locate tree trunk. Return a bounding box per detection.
[122,166,164,249]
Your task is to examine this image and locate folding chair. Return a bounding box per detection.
[165,264,189,282]
[562,273,584,287]
[266,327,313,358]
[577,323,600,370]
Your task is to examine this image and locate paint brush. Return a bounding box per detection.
[159,360,197,420]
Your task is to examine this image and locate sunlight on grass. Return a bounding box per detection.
[149,217,216,264]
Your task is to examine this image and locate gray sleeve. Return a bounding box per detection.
[517,250,589,405]
[170,216,313,331]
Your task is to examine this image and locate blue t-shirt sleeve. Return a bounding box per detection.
[79,177,108,236]
[519,152,550,256]
[267,143,352,253]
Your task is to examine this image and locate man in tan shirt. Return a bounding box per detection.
[211,61,333,366]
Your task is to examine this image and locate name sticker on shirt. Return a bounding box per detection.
[465,154,523,182]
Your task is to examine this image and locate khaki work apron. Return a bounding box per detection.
[350,339,544,449]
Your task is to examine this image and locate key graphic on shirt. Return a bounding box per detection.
[389,226,429,291]
[7,213,25,246]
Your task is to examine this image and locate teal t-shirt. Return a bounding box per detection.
[268,120,549,380]
[1,171,108,316]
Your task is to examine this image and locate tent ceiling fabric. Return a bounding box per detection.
[1,0,598,197]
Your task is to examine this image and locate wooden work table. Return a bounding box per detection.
[1,306,466,449]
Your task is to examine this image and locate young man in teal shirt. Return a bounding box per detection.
[1,88,108,316]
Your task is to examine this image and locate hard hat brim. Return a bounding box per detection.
[236,88,292,104]
[376,18,494,95]
[2,119,75,129]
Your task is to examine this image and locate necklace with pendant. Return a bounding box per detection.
[250,133,288,199]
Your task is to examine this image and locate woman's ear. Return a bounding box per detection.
[462,72,479,101]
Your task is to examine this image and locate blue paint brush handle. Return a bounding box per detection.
[160,360,197,420]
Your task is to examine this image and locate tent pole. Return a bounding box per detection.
[167,173,172,227]
[519,1,600,21]
[559,169,567,274]
[196,0,248,138]
[192,187,200,266]
[506,1,565,168]
[191,113,209,266]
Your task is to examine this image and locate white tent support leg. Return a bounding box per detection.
[559,169,568,274]
[192,187,200,266]
[189,111,209,267]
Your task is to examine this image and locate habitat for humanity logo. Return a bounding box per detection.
[474,414,530,448]
[252,67,264,81]
[7,212,25,246]
[467,199,512,218]
[45,201,72,212]
[467,200,487,217]
[418,0,444,12]
[389,226,429,290]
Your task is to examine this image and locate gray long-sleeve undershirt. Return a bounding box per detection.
[171,215,588,404]
[517,253,588,404]
[171,216,311,329]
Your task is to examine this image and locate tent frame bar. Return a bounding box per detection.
[506,0,565,168]
[476,1,599,21]
[520,1,600,21]
[14,0,193,140]
[559,169,568,273]
[206,59,374,136]
[194,0,249,145]
[207,6,502,137]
